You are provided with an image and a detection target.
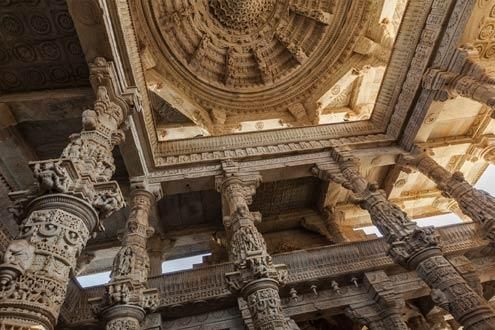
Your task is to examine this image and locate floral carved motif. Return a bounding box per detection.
[106,317,141,330]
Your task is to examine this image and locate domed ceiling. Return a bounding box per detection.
[133,0,404,138]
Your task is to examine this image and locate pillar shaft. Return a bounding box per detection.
[314,153,495,330]
[401,153,495,242]
[0,58,130,330]
[102,304,145,330]
[422,45,495,112]
[102,188,158,328]
[217,170,295,330]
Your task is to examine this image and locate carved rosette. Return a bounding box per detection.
[217,170,295,329]
[0,58,134,330]
[314,150,495,329]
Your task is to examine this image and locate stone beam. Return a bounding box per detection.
[59,223,491,327]
[398,0,480,150]
[0,87,94,106]
[145,146,403,194]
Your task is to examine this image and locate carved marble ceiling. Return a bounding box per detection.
[133,0,406,138]
[0,0,89,93]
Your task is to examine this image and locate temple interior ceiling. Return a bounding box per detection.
[133,0,406,139]
[3,0,495,328]
[0,0,89,92]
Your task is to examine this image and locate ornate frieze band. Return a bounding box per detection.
[60,223,490,326]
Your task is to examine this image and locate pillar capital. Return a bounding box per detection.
[400,150,495,243]
[422,46,495,111]
[215,160,262,200]
[101,304,145,330]
[215,164,262,227]
[129,176,163,201]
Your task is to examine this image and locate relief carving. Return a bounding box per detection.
[399,152,495,243]
[313,149,495,329]
[217,168,298,329]
[33,161,69,194]
[0,57,133,329]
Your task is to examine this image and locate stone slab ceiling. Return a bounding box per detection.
[0,0,88,93]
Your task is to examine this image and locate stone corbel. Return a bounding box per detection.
[287,103,311,125]
[422,45,495,109]
[467,135,495,164]
[345,270,408,329]
[353,36,391,64]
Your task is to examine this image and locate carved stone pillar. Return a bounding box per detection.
[399,152,495,242]
[422,45,495,115]
[345,271,408,330]
[313,150,495,329]
[424,69,495,109]
[99,188,158,329]
[216,162,296,330]
[449,255,484,296]
[0,58,133,330]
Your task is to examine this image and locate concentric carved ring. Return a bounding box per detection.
[138,0,369,115]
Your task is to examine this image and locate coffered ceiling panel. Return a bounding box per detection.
[0,0,89,93]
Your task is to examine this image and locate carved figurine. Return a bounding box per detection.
[33,161,68,193]
[82,109,98,130]
[93,190,121,218]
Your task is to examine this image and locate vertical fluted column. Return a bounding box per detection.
[399,152,495,242]
[345,271,408,330]
[313,151,495,329]
[216,163,296,330]
[101,188,158,329]
[0,58,132,330]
